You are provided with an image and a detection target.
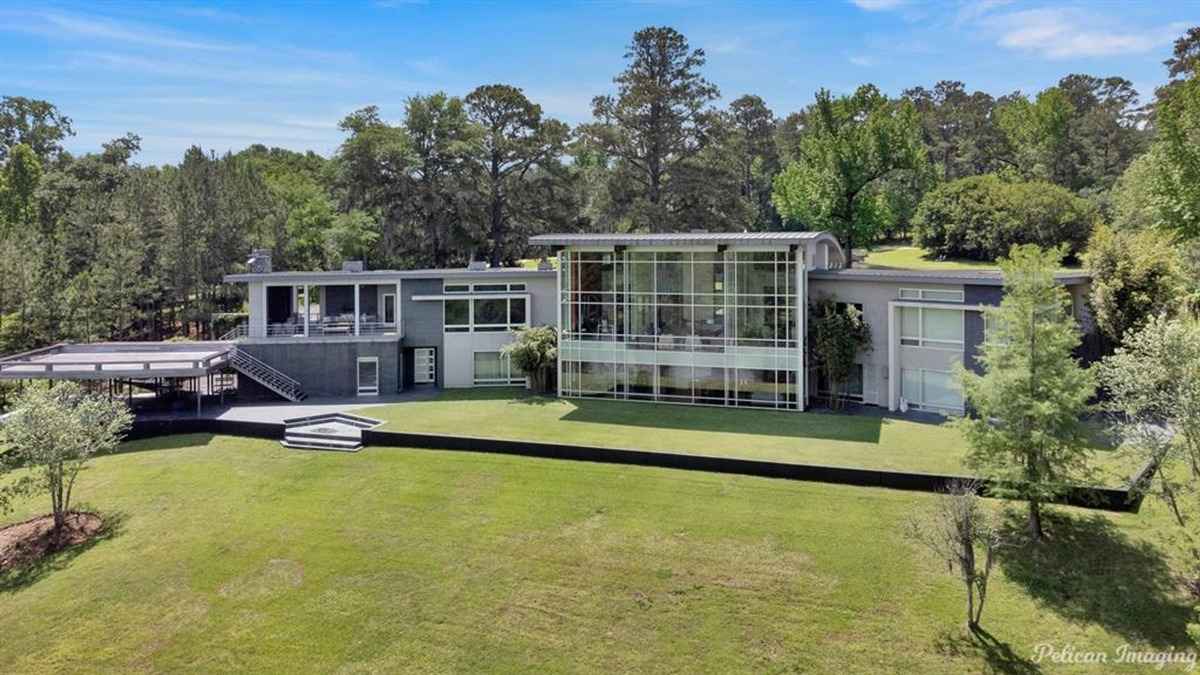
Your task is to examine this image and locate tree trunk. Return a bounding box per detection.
[1028,499,1043,540]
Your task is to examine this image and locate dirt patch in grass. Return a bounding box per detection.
[0,512,104,571]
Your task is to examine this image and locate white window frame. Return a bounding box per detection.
[899,288,964,303]
[356,356,380,396]
[472,350,527,386]
[899,306,965,350]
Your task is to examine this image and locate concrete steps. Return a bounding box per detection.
[279,412,383,452]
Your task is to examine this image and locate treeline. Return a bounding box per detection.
[1,25,1199,352]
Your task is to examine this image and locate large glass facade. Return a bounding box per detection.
[558,248,802,409]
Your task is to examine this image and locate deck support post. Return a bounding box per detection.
[303,285,310,337]
[354,283,361,336]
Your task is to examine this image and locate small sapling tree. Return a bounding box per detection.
[1,381,132,539]
[904,481,1003,630]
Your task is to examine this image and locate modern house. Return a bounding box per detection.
[0,231,1091,417]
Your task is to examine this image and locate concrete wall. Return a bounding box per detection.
[238,339,401,398]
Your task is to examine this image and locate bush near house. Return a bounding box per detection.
[912,175,1098,262]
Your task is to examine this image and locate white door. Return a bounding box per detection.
[357,357,379,396]
[414,348,436,384]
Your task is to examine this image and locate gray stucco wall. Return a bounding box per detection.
[238,340,401,398]
[963,284,1003,374]
[400,278,445,388]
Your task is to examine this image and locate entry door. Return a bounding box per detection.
[382,293,396,325]
[414,348,436,384]
[357,357,379,396]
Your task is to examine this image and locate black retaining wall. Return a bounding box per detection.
[127,419,1146,513]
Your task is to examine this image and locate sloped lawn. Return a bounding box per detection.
[0,434,1188,672]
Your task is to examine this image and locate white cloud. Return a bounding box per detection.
[849,0,906,11]
[848,55,875,67]
[983,8,1188,59]
[0,9,242,52]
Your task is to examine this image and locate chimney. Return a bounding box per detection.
[341,260,365,273]
[248,249,272,274]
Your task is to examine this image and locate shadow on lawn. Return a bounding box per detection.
[935,626,1041,675]
[996,508,1191,648]
[114,433,219,456]
[559,398,886,444]
[0,509,127,594]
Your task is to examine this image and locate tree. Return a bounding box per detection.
[502,325,558,394]
[1098,316,1200,587]
[903,80,1009,181]
[904,481,1003,629]
[996,87,1076,188]
[1154,71,1200,241]
[912,175,1097,261]
[808,297,872,410]
[402,93,482,267]
[959,245,1096,540]
[723,94,781,229]
[1110,147,1168,231]
[1083,224,1187,343]
[1,382,132,538]
[1156,26,1200,103]
[582,26,721,231]
[771,85,926,267]
[465,84,573,266]
[0,96,74,162]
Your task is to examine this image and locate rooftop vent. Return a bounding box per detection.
[537,257,554,271]
[467,259,489,271]
[342,260,365,273]
[248,249,272,274]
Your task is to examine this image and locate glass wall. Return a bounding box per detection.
[558,248,802,409]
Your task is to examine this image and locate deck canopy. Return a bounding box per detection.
[0,342,233,380]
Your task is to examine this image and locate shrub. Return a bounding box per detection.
[502,325,558,394]
[912,175,1098,261]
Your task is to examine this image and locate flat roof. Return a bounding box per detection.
[809,268,1091,287]
[0,342,233,380]
[224,266,554,284]
[527,231,833,248]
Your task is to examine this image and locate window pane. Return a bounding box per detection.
[899,289,920,300]
[509,297,527,325]
[656,262,688,294]
[627,364,655,397]
[445,299,469,326]
[900,307,919,339]
[923,370,962,408]
[657,365,692,398]
[657,304,691,336]
[579,361,615,394]
[901,369,921,403]
[474,352,504,381]
[922,308,963,342]
[445,284,469,293]
[923,289,963,302]
[473,284,508,293]
[474,298,508,325]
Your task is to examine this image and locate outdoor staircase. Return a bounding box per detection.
[280,412,382,452]
[228,348,307,402]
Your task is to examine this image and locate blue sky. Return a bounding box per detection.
[0,1,1193,166]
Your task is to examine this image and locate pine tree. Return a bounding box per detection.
[959,245,1096,540]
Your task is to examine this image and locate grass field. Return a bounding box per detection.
[362,389,1132,484]
[0,434,1189,673]
[862,244,1083,273]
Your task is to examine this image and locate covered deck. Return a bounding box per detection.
[0,342,235,415]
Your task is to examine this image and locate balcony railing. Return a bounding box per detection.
[220,321,401,340]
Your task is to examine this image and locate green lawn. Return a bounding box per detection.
[862,244,1083,273]
[0,434,1188,672]
[362,389,1132,484]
